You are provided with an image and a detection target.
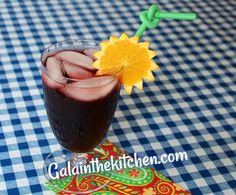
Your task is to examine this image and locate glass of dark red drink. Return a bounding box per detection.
[41,40,121,193]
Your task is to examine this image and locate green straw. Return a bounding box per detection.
[135,4,197,37]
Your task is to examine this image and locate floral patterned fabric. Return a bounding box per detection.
[45,141,191,194]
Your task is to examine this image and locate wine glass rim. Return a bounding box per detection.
[40,39,100,64]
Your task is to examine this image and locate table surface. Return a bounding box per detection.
[0,0,236,194]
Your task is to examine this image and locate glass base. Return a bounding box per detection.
[43,147,112,194]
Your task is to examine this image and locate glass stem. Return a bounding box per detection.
[70,153,87,167]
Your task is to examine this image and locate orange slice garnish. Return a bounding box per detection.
[92,33,159,94]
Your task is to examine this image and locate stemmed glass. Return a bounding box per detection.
[41,40,121,193]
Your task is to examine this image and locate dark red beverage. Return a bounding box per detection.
[41,46,120,153]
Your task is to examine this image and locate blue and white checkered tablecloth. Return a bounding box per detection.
[0,0,235,194]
